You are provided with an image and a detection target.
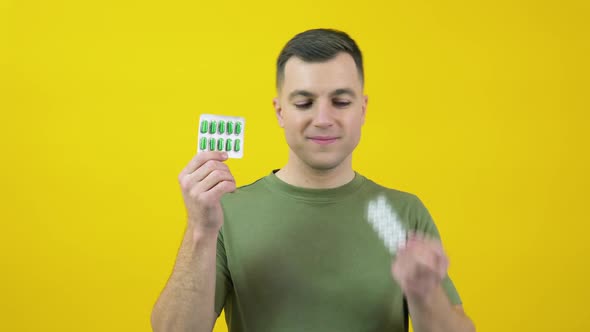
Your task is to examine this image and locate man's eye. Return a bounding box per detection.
[294,102,313,110]
[333,100,352,108]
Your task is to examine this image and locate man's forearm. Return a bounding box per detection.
[151,226,219,332]
[408,285,475,332]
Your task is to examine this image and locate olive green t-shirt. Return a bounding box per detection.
[215,171,461,332]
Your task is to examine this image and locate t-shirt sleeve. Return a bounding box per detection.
[214,227,233,316]
[411,195,462,306]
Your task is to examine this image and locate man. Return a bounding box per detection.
[152,29,475,332]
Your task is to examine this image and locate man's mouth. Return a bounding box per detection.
[308,136,339,145]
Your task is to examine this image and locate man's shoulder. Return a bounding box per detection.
[361,175,434,231]
[361,175,422,205]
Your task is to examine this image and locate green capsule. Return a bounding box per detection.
[217,138,224,151]
[225,138,232,152]
[234,139,241,152]
[199,137,207,150]
[208,138,215,151]
[209,120,217,134]
[227,121,233,135]
[235,121,242,135]
[218,120,225,134]
[200,120,208,134]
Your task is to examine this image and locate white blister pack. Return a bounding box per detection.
[197,114,245,159]
[367,195,407,255]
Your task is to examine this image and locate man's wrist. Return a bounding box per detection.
[191,227,219,241]
[406,284,447,312]
[184,223,220,247]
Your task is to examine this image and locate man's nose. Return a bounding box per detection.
[312,100,334,128]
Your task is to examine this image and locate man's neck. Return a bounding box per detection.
[275,156,355,189]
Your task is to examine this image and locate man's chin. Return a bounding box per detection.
[303,155,347,171]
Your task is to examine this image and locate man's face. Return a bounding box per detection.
[274,52,367,171]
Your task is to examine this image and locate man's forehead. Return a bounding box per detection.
[281,53,361,94]
[283,53,357,74]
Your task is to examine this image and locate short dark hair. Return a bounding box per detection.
[276,28,364,90]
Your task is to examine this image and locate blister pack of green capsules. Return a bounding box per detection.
[367,195,407,255]
[197,114,245,159]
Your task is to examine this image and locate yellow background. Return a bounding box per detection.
[1,0,588,331]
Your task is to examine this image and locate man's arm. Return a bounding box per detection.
[407,287,475,332]
[393,234,475,332]
[151,151,235,332]
[151,227,219,332]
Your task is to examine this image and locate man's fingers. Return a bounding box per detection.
[394,242,448,281]
[208,179,237,198]
[179,151,228,179]
[196,169,235,193]
[392,235,450,299]
[437,254,449,278]
[199,180,237,204]
[183,159,230,187]
[404,233,446,263]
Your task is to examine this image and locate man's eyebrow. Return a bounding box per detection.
[288,90,316,100]
[330,88,357,98]
[288,89,357,100]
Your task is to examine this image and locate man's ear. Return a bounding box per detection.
[273,97,285,128]
[361,95,368,125]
